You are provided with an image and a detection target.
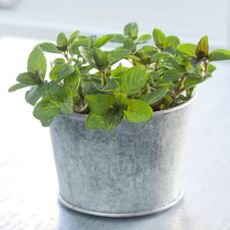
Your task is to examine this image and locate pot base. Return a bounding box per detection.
[58,191,184,218]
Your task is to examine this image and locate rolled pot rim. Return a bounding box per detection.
[59,92,197,121]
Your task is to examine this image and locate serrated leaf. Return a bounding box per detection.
[107,47,130,65]
[8,83,29,92]
[124,99,153,123]
[25,84,46,105]
[27,46,47,79]
[208,49,230,61]
[33,96,60,127]
[39,42,61,53]
[153,28,167,49]
[124,22,139,39]
[140,88,169,105]
[16,72,41,85]
[85,94,115,116]
[178,43,197,57]
[121,66,147,94]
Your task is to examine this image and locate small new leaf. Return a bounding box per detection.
[57,32,68,51]
[196,35,209,58]
[124,22,139,39]
[153,28,166,49]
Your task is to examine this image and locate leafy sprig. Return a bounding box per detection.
[9,22,230,130]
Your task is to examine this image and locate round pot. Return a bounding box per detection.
[49,95,196,218]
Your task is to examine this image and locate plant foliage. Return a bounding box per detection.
[9,23,230,130]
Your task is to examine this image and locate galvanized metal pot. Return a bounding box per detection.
[50,95,195,218]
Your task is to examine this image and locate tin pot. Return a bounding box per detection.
[50,95,195,217]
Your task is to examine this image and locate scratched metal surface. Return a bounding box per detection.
[0,37,230,230]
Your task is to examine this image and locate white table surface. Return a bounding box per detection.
[0,37,230,230]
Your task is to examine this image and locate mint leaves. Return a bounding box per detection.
[9,22,230,130]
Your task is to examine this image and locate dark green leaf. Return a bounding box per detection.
[17,72,41,85]
[161,69,182,83]
[25,84,46,105]
[124,99,153,123]
[60,96,73,114]
[208,49,230,61]
[8,83,29,92]
[140,88,169,104]
[33,96,60,127]
[27,46,47,79]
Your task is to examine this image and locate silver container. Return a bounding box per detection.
[50,95,195,218]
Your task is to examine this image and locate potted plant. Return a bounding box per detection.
[9,22,230,217]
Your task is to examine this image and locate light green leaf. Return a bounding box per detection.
[121,66,147,94]
[85,94,115,115]
[86,112,106,129]
[39,42,61,53]
[166,35,180,48]
[124,22,139,39]
[208,49,230,61]
[69,36,91,54]
[140,88,169,104]
[33,96,60,127]
[178,43,197,57]
[68,31,80,44]
[27,46,47,79]
[153,28,167,49]
[25,84,46,105]
[110,34,126,43]
[137,34,151,43]
[57,32,68,50]
[8,83,29,92]
[124,99,153,123]
[16,72,41,85]
[107,47,130,64]
[94,34,116,48]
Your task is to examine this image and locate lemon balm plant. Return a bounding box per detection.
[9,22,230,130]
[9,23,230,217]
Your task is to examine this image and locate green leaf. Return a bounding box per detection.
[196,35,209,58]
[124,22,139,39]
[123,38,136,52]
[16,72,41,85]
[107,47,130,65]
[137,34,151,43]
[33,97,60,127]
[49,64,75,81]
[68,31,80,44]
[166,35,180,48]
[39,42,61,53]
[121,66,147,94]
[140,88,169,104]
[153,28,166,49]
[161,69,182,83]
[8,83,29,92]
[124,99,153,123]
[184,77,203,89]
[104,107,123,130]
[208,49,230,61]
[69,36,91,55]
[60,96,73,114]
[86,112,106,129]
[57,32,68,50]
[110,34,126,43]
[27,46,47,79]
[92,48,109,70]
[178,43,197,57]
[93,34,116,48]
[85,94,115,115]
[25,84,46,105]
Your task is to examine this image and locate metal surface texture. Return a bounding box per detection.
[49,96,195,217]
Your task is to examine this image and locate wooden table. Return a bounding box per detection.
[0,37,230,230]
